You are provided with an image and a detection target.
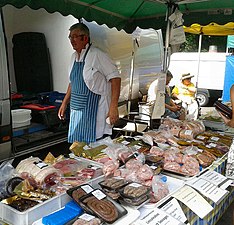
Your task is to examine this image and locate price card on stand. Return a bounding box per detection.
[186,177,229,205]
[136,207,184,225]
[172,185,213,219]
[199,170,233,189]
[158,197,188,224]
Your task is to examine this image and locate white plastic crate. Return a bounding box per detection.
[0,193,71,225]
[11,109,31,128]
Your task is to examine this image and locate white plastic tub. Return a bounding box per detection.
[11,109,31,128]
[0,193,71,225]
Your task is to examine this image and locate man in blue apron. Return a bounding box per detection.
[58,23,121,143]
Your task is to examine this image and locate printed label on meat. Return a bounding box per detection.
[210,136,219,141]
[81,185,94,193]
[184,130,192,135]
[208,143,217,148]
[129,183,142,188]
[134,145,142,150]
[35,161,48,169]
[150,165,157,170]
[92,190,106,200]
[89,165,99,170]
[121,140,130,145]
[79,213,95,221]
[196,135,206,140]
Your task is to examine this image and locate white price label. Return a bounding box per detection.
[150,165,157,170]
[83,145,91,150]
[208,143,217,148]
[90,166,99,170]
[92,190,106,200]
[210,136,219,141]
[139,208,182,225]
[81,185,93,193]
[134,145,142,150]
[129,183,142,188]
[185,130,192,135]
[196,135,206,140]
[79,213,95,221]
[35,161,48,169]
[122,140,130,145]
[160,198,187,224]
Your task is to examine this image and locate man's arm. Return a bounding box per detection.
[108,78,121,125]
[225,85,234,127]
[58,84,71,120]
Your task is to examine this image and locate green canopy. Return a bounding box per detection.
[0,0,233,33]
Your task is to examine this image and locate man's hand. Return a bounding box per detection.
[108,105,119,125]
[58,104,67,120]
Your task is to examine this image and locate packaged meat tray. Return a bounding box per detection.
[99,177,128,191]
[65,213,103,225]
[79,189,127,224]
[119,183,150,199]
[143,175,185,208]
[202,120,227,131]
[67,184,95,214]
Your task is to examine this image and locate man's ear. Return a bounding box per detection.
[83,35,89,42]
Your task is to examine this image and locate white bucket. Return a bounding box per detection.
[209,45,217,52]
[11,109,32,128]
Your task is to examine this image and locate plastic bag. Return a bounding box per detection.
[0,160,16,199]
[151,175,169,202]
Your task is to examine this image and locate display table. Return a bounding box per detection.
[133,155,234,225]
[182,188,233,225]
[183,155,233,225]
[1,137,233,225]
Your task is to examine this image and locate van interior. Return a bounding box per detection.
[0,5,164,162]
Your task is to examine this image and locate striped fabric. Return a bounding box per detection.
[68,45,100,143]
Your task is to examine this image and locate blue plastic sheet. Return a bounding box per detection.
[222,56,234,102]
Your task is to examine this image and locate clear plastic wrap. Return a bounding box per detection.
[151,175,169,202]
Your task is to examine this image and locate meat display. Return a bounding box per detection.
[122,183,149,198]
[82,196,119,223]
[100,177,127,190]
[72,216,102,225]
[72,188,87,203]
[16,157,60,186]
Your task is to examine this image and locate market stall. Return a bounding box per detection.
[0,118,233,225]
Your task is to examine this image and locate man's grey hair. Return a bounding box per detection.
[69,23,90,37]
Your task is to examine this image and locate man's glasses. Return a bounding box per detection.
[68,34,85,40]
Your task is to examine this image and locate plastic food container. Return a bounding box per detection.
[0,193,71,225]
[11,109,31,128]
[119,183,150,199]
[99,177,128,191]
[79,189,127,224]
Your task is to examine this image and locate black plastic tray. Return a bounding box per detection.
[79,189,127,224]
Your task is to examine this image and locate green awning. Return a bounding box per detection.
[0,0,233,33]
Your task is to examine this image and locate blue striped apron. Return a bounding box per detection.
[68,44,100,143]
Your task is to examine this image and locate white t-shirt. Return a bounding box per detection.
[147,78,159,103]
[69,44,120,139]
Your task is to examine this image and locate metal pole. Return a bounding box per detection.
[127,39,136,114]
[196,33,202,93]
[163,6,171,72]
